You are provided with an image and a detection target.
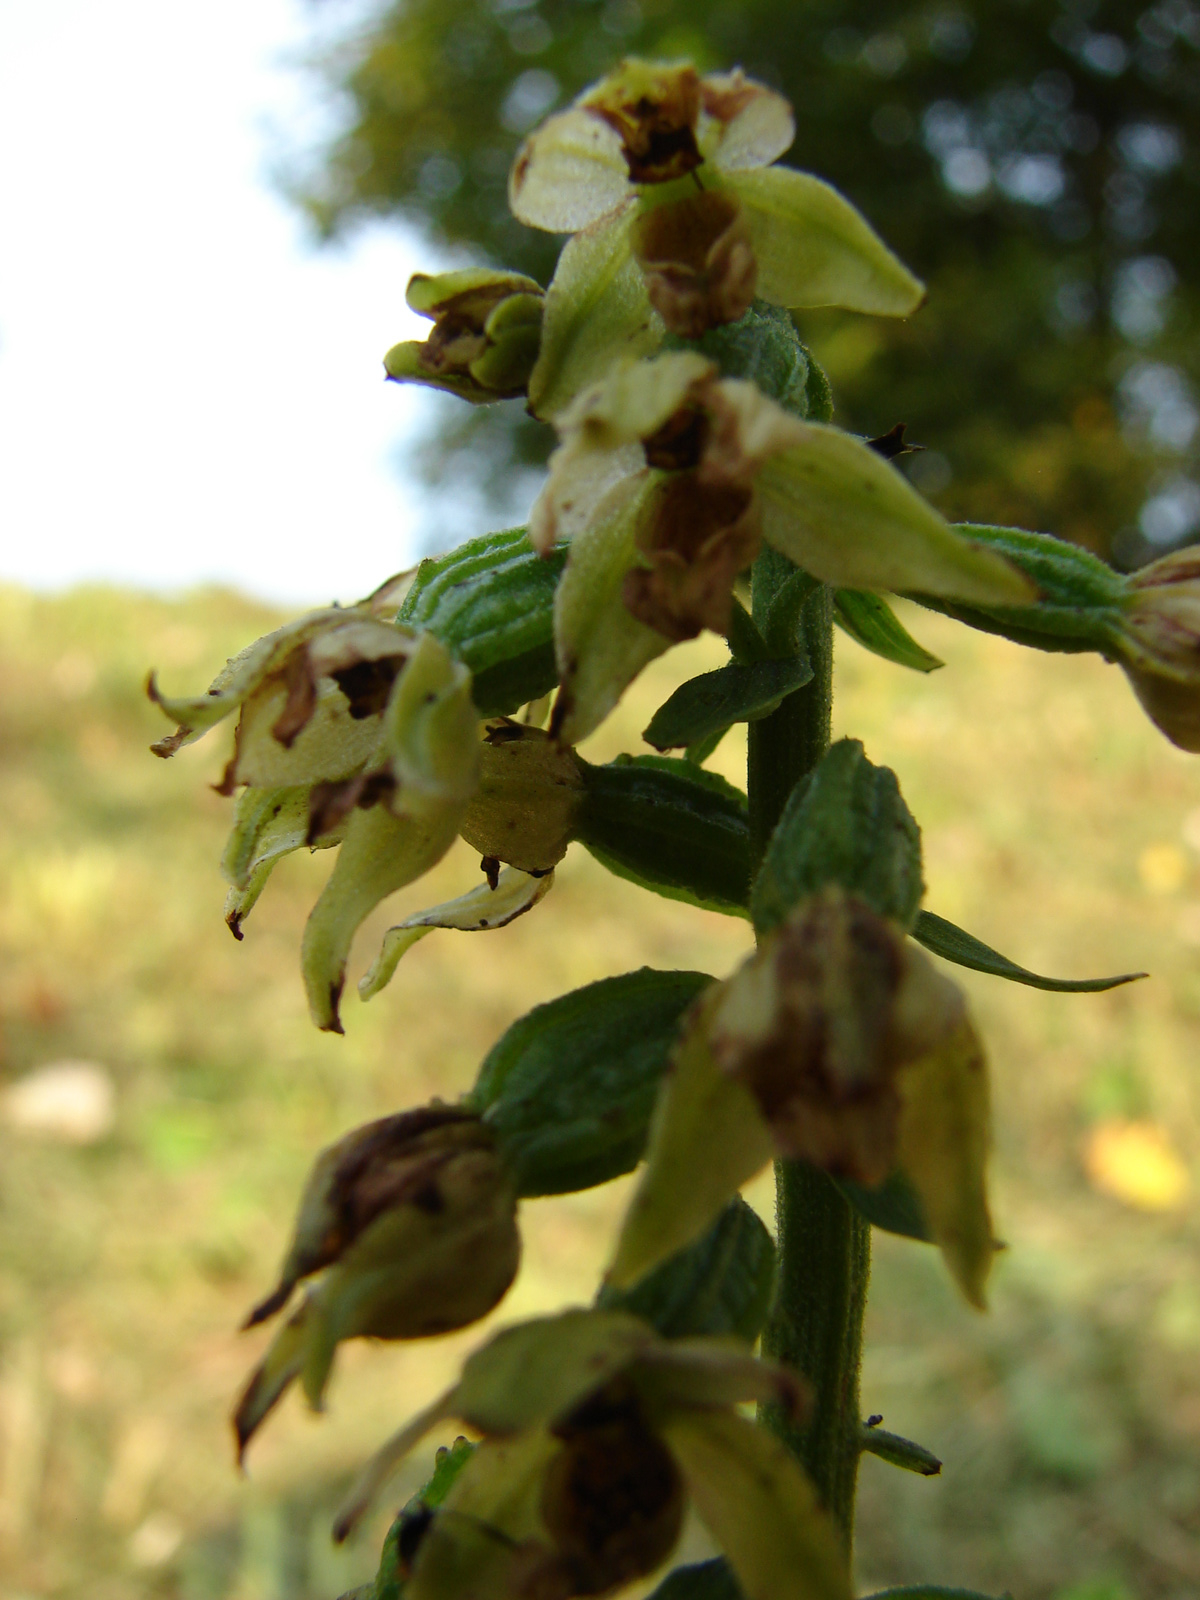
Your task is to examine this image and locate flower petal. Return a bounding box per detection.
[453,1308,655,1435]
[358,868,555,1001]
[633,1340,805,1417]
[701,72,795,171]
[659,1409,851,1600]
[372,629,480,819]
[301,801,463,1032]
[409,1433,564,1600]
[529,203,661,421]
[896,1017,994,1308]
[607,989,775,1291]
[220,784,345,938]
[755,423,1035,604]
[148,607,351,755]
[732,166,925,317]
[509,107,631,232]
[555,347,716,454]
[550,473,674,745]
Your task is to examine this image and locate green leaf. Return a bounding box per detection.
[835,1169,931,1243]
[528,203,662,420]
[751,739,923,937]
[643,657,813,752]
[731,166,924,318]
[577,755,752,917]
[858,1425,942,1476]
[608,990,774,1291]
[912,523,1127,656]
[834,591,943,674]
[396,526,565,716]
[913,911,1147,994]
[686,726,731,766]
[755,426,1034,604]
[661,1408,852,1600]
[647,1559,742,1600]
[370,1439,477,1600]
[598,1198,775,1342]
[759,567,821,657]
[471,967,713,1195]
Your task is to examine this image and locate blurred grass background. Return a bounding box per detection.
[1,583,1198,1600]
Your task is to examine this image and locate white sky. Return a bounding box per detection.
[0,0,453,604]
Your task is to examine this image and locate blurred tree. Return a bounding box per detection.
[293,0,1200,564]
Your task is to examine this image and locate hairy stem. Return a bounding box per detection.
[748,546,871,1555]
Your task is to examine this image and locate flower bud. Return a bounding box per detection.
[707,886,964,1186]
[1120,546,1200,752]
[234,1105,519,1458]
[385,269,545,403]
[458,718,586,874]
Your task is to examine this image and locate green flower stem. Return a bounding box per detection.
[748,546,871,1555]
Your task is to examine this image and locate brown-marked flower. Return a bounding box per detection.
[1119,545,1200,752]
[333,1308,850,1600]
[610,888,994,1308]
[152,615,584,1031]
[385,269,545,403]
[530,352,1032,745]
[708,887,964,1184]
[234,1106,519,1459]
[511,59,926,418]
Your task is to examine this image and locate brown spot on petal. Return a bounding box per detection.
[270,648,319,749]
[698,68,760,125]
[330,655,403,719]
[634,191,757,338]
[622,475,761,642]
[641,404,710,472]
[307,770,396,843]
[710,889,912,1185]
[583,63,704,185]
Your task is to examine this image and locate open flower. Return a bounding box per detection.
[151,619,582,1031]
[510,59,926,417]
[333,1308,851,1600]
[531,351,1033,745]
[234,1105,520,1459]
[610,887,994,1308]
[385,269,545,403]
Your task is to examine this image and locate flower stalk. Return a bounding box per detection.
[748,549,870,1549]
